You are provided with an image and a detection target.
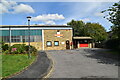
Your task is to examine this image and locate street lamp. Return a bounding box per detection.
[27,16,31,59]
[9,26,11,54]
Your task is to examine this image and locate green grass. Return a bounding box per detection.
[105,50,119,55]
[2,54,36,78]
[0,54,2,78]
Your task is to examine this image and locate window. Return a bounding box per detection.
[1,29,42,43]
[46,41,52,47]
[54,41,59,46]
[11,36,21,42]
[34,36,42,42]
[30,36,34,42]
[22,36,26,42]
[2,36,10,43]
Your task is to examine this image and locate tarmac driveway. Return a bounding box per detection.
[46,48,118,78]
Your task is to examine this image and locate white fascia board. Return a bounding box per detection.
[0,27,72,30]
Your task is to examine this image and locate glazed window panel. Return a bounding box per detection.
[35,36,42,42]
[2,36,10,43]
[11,30,42,36]
[30,36,34,42]
[54,41,59,46]
[46,41,52,47]
[25,36,29,42]
[11,36,21,42]
[0,36,1,42]
[1,29,42,43]
[1,30,9,36]
[22,36,25,42]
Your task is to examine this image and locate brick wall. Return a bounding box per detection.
[44,29,73,50]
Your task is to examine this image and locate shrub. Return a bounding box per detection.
[2,44,9,51]
[3,50,9,54]
[104,39,120,49]
[8,44,38,55]
[25,45,37,56]
[10,44,26,54]
[2,43,38,54]
[95,43,104,48]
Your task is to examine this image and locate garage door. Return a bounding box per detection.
[80,44,88,47]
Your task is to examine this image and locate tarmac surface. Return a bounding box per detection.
[4,51,52,80]
[3,48,119,80]
[46,48,119,79]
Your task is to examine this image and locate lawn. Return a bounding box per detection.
[99,49,119,60]
[2,54,36,78]
[106,50,119,55]
[0,54,2,78]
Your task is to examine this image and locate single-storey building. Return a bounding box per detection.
[0,25,95,50]
[0,25,73,50]
[73,37,94,48]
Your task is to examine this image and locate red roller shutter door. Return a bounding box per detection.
[80,44,88,47]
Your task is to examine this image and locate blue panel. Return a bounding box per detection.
[1,30,10,36]
[0,29,42,36]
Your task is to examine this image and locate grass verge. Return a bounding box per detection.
[0,54,2,78]
[104,50,119,55]
[2,54,36,78]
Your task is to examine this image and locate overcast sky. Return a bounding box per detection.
[0,0,119,31]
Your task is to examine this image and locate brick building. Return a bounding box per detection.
[0,25,73,50]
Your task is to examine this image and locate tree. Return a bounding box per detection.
[67,19,86,36]
[67,20,107,42]
[84,23,108,42]
[102,1,120,39]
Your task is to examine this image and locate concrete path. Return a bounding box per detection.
[46,48,118,78]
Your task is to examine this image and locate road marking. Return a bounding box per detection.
[43,51,55,78]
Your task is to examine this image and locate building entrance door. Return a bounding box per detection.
[66,40,70,49]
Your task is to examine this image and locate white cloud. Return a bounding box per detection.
[13,4,35,13]
[63,23,67,25]
[31,14,65,25]
[64,2,103,21]
[1,0,17,8]
[32,14,65,21]
[0,0,35,14]
[94,12,104,16]
[46,20,56,25]
[0,0,17,14]
[0,3,9,13]
[81,18,90,22]
[62,2,108,24]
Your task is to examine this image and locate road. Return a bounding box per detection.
[46,48,118,78]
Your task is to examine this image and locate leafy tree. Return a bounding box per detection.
[67,20,107,42]
[102,1,120,39]
[84,23,108,42]
[67,19,86,36]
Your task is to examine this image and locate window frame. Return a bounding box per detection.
[54,41,59,46]
[46,41,52,47]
